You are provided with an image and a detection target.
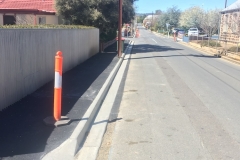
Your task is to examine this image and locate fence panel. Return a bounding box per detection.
[0,28,99,110]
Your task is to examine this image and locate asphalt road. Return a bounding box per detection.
[99,26,240,159]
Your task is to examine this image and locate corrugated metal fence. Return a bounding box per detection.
[0,28,99,110]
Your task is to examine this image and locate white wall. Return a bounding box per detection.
[0,28,99,110]
[46,15,58,24]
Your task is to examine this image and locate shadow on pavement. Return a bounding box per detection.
[130,44,218,59]
[0,41,128,159]
[103,40,129,54]
[131,44,183,54]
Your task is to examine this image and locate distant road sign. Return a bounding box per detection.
[166,23,170,29]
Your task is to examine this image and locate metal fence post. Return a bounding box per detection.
[236,42,239,55]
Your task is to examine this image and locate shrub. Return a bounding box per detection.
[163,31,169,35]
[198,40,221,47]
[100,30,116,42]
[228,46,240,52]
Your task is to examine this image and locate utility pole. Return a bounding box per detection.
[225,0,227,8]
[118,0,123,58]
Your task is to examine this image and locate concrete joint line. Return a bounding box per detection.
[41,40,134,160]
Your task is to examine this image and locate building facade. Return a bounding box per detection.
[220,0,240,42]
[0,0,59,25]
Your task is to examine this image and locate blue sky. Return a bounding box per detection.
[135,0,237,13]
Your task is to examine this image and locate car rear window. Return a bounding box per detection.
[190,29,197,31]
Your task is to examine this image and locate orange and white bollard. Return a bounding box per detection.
[136,29,140,38]
[43,51,70,126]
[174,32,176,42]
[54,51,63,121]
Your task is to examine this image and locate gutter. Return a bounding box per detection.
[0,9,56,15]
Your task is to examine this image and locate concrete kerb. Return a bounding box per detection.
[75,41,134,160]
[41,41,134,160]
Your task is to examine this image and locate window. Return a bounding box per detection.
[3,15,16,25]
[231,13,238,33]
[223,14,228,32]
[189,29,197,31]
[39,17,46,24]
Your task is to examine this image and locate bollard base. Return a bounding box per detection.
[43,116,70,127]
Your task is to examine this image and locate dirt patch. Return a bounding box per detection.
[96,121,117,160]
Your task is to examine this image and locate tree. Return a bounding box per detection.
[200,9,220,36]
[157,6,181,30]
[137,14,147,23]
[56,0,136,41]
[56,0,97,25]
[179,6,204,29]
[166,6,181,27]
[94,0,119,41]
[155,10,162,15]
[122,0,136,24]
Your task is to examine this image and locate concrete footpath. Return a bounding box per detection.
[0,40,130,160]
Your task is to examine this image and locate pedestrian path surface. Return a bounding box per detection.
[0,40,129,160]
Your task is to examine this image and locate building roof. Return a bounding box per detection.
[222,0,240,12]
[0,0,56,13]
[144,15,160,20]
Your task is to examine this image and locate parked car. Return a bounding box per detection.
[176,29,185,34]
[172,28,179,33]
[172,28,184,34]
[177,30,185,39]
[188,28,199,36]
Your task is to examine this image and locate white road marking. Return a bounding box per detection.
[152,38,157,44]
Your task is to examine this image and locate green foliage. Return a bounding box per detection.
[0,24,94,29]
[166,6,181,27]
[179,6,203,29]
[100,30,116,42]
[56,0,136,42]
[56,0,97,25]
[137,15,147,23]
[198,40,221,47]
[155,10,162,15]
[157,6,181,30]
[154,23,159,31]
[160,30,169,35]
